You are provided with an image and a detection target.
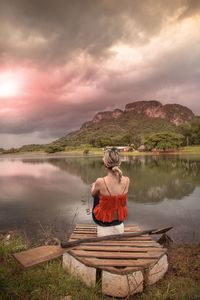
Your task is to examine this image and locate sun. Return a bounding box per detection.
[0,71,23,98]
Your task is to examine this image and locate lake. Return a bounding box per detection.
[0,154,200,244]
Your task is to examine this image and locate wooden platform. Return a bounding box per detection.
[63,223,168,297]
[66,223,167,275]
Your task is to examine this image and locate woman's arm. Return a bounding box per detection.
[124,176,130,194]
[91,178,101,197]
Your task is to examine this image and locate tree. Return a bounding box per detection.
[180,117,200,145]
[45,145,65,154]
[121,134,131,145]
[95,137,112,147]
[144,132,184,150]
[130,134,142,149]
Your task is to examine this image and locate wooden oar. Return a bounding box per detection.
[61,226,173,248]
[13,226,173,268]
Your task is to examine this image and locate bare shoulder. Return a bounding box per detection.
[94,177,104,187]
[91,177,104,197]
[123,176,130,182]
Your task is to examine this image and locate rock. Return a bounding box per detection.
[125,100,194,125]
[81,109,123,129]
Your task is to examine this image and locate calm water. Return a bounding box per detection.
[0,155,200,244]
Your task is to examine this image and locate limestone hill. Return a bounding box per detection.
[52,100,194,147]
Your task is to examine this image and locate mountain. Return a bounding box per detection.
[82,100,194,128]
[52,100,195,147]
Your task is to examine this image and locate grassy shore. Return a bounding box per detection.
[180,145,200,155]
[1,145,200,158]
[0,232,200,300]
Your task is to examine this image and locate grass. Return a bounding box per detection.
[135,244,200,300]
[0,234,105,300]
[181,145,200,155]
[0,232,200,300]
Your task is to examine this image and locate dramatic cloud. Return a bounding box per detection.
[0,0,200,148]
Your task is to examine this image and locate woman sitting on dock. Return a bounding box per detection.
[91,148,130,237]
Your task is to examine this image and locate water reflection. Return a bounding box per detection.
[0,159,89,240]
[0,155,200,243]
[46,155,200,203]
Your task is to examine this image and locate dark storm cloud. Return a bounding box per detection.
[0,0,194,66]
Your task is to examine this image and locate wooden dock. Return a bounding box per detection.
[63,223,168,297]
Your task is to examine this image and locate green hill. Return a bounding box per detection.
[52,112,181,148]
[50,100,195,148]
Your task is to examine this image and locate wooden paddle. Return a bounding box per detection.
[61,226,173,248]
[13,226,173,268]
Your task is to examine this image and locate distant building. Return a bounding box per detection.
[138,145,146,152]
[104,146,134,152]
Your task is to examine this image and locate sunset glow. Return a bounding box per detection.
[0,72,23,98]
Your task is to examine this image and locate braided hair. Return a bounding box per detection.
[103,148,123,182]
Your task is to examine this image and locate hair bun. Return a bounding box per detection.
[112,166,119,172]
[103,149,123,182]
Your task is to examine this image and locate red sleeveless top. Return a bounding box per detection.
[93,177,128,223]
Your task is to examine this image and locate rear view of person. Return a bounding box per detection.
[91,148,130,237]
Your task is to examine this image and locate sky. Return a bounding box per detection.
[0,0,200,149]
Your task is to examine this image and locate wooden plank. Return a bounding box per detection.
[74,227,97,230]
[72,230,141,236]
[70,249,163,259]
[73,231,97,234]
[76,224,96,227]
[73,245,167,253]
[79,257,157,267]
[74,229,95,232]
[71,239,159,244]
[81,240,160,246]
[120,237,152,240]
[13,246,65,268]
[74,228,96,231]
[81,242,161,248]
[73,229,141,234]
[75,226,139,229]
[73,230,140,235]
[70,233,152,241]
[76,224,138,228]
[70,234,97,239]
[75,225,139,230]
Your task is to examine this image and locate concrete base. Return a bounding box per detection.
[146,254,168,285]
[63,252,96,287]
[62,252,168,298]
[102,270,144,297]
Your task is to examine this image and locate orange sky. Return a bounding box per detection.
[0,0,200,148]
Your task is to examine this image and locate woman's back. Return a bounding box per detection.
[98,175,129,196]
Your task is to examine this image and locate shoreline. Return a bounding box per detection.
[1,149,200,159]
[0,145,200,158]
